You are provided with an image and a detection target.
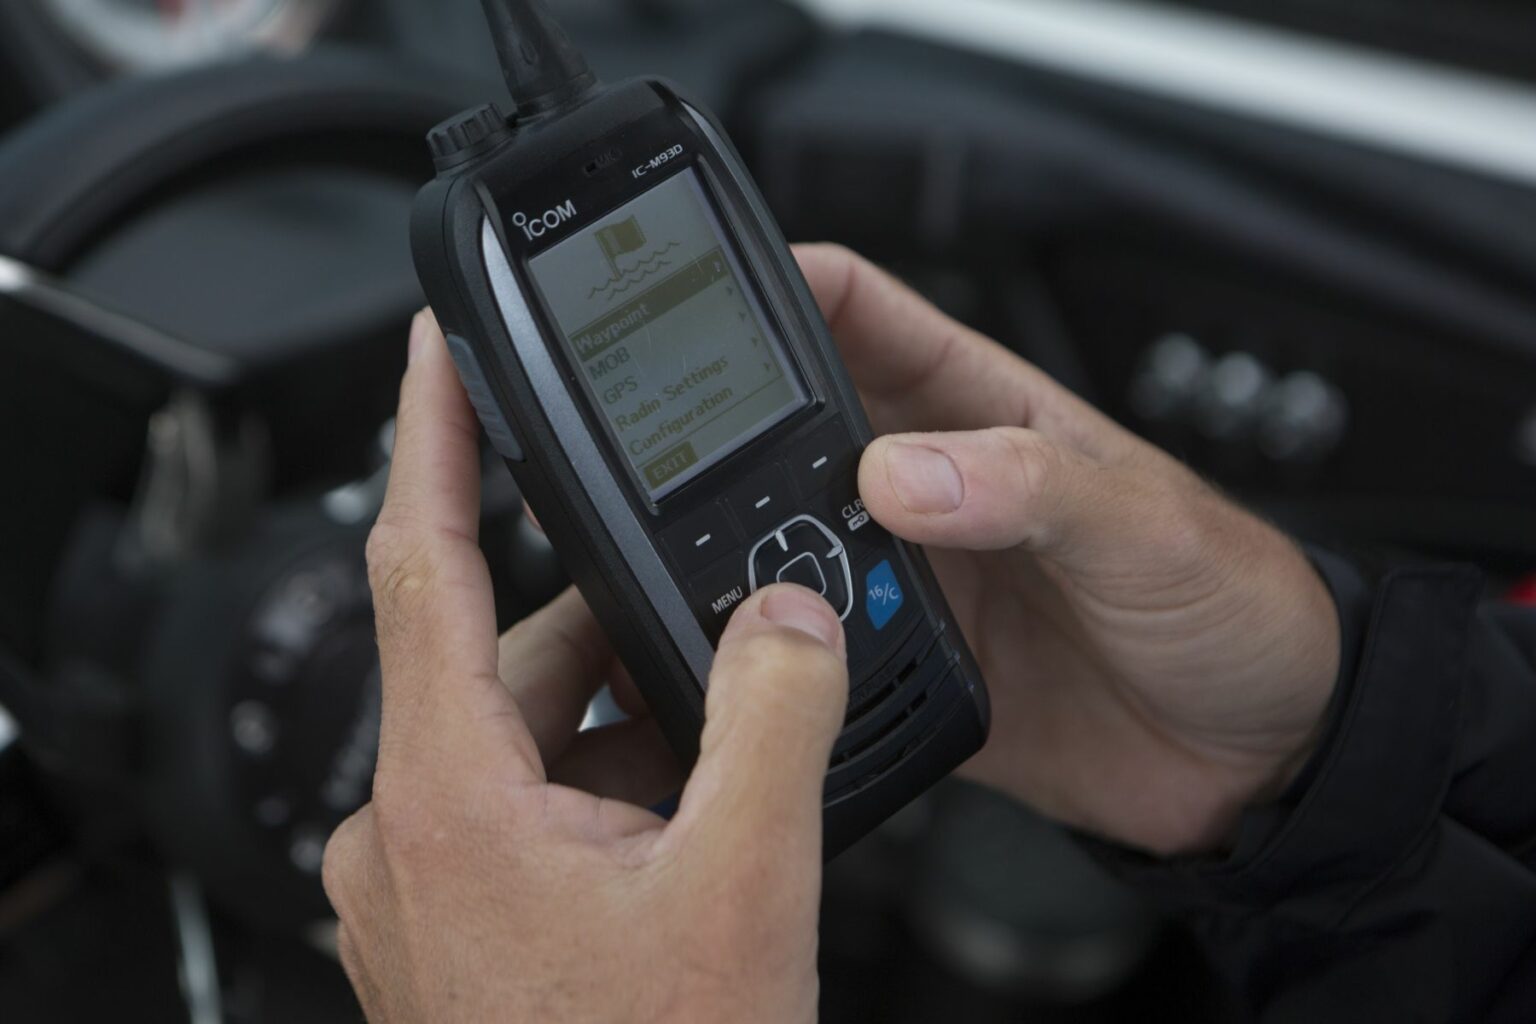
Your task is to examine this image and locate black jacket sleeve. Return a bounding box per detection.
[1088,551,1536,1023]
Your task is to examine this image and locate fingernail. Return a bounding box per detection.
[885,442,964,514]
[408,313,430,365]
[760,586,842,650]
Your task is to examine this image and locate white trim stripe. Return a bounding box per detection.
[792,0,1536,187]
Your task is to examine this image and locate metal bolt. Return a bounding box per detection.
[230,700,278,756]
[1130,333,1209,421]
[1260,371,1349,462]
[1199,352,1271,440]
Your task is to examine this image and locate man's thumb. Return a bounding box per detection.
[666,585,848,867]
[859,427,1128,566]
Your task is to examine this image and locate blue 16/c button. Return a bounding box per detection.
[865,559,904,631]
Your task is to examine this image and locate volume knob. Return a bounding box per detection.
[427,105,514,171]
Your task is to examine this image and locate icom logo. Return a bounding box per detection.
[512,200,578,240]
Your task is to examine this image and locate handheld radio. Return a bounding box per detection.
[412,0,990,855]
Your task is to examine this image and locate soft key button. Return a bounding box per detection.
[785,418,856,501]
[724,462,794,536]
[661,501,740,574]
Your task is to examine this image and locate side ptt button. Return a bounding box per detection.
[445,333,525,462]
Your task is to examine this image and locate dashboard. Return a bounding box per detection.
[797,0,1536,190]
[1151,0,1536,85]
[38,0,345,72]
[776,0,1536,571]
[3,0,1530,611]
[0,0,359,109]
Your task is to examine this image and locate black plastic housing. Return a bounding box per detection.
[412,77,989,856]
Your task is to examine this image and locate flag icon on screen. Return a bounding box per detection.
[595,216,647,274]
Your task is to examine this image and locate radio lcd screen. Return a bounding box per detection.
[529,169,807,499]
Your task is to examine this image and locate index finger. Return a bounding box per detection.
[793,243,1130,462]
[368,311,543,781]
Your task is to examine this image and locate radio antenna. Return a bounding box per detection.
[480,0,598,116]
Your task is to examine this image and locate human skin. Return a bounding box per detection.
[793,245,1339,856]
[323,245,1340,1021]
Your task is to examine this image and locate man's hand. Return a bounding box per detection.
[322,313,846,1023]
[795,245,1341,856]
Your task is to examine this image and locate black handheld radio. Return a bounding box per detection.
[412,0,990,855]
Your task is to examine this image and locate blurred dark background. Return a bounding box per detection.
[1,1,1533,1021]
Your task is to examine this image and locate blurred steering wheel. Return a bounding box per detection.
[0,51,562,928]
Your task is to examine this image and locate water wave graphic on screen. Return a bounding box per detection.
[588,234,682,300]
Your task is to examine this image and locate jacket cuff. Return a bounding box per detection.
[1273,546,1375,803]
[1082,553,1482,914]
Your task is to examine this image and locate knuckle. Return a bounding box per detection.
[808,240,859,268]
[808,243,878,316]
[997,427,1060,510]
[1155,476,1230,569]
[369,772,443,860]
[365,521,407,584]
[366,521,437,616]
[320,811,368,911]
[832,244,871,277]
